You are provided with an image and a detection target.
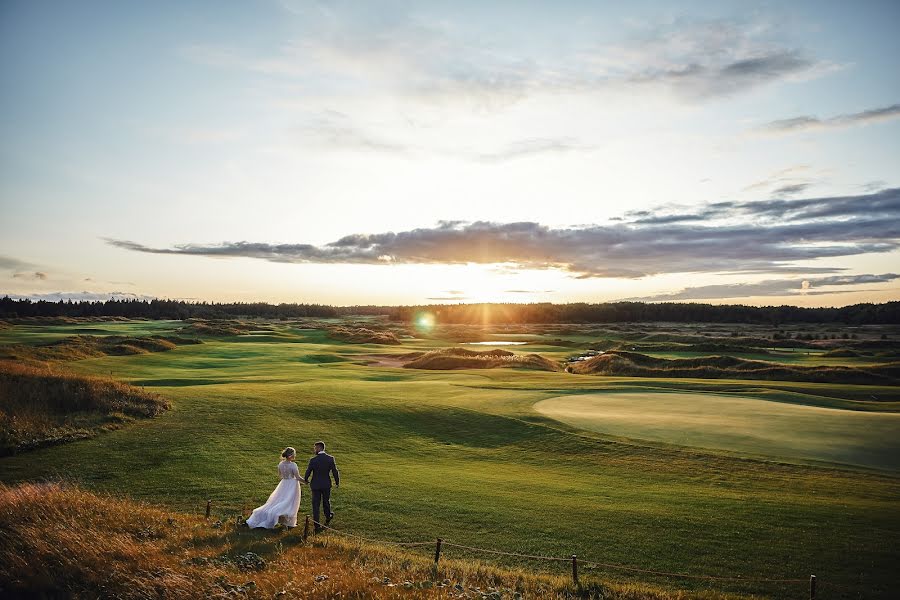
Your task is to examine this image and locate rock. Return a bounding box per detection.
[233,552,266,571]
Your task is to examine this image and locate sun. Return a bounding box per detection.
[414,312,436,333]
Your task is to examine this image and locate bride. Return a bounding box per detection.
[245,447,307,528]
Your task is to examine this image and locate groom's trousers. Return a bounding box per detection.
[311,488,332,526]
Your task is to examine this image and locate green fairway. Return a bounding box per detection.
[535,392,900,471]
[1,321,898,598]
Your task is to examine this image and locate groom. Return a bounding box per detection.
[304,440,340,533]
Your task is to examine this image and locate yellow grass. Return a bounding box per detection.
[0,360,169,455]
[403,348,561,371]
[0,482,748,599]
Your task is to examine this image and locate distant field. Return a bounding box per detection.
[0,319,898,598]
[535,392,900,471]
[0,320,183,345]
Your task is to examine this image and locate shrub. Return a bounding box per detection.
[403,348,560,371]
[0,361,169,455]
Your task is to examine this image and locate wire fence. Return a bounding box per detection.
[303,515,819,593]
[313,520,433,548]
[217,499,865,599]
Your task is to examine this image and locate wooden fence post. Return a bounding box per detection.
[809,575,816,600]
[303,515,311,541]
[434,538,443,565]
[205,499,211,519]
[572,555,579,587]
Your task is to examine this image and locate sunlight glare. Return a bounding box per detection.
[414,312,436,333]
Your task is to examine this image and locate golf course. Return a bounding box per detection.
[1,316,898,599]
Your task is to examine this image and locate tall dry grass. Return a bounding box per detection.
[329,326,402,345]
[403,348,560,372]
[0,334,201,362]
[0,361,169,455]
[568,350,900,384]
[0,482,743,599]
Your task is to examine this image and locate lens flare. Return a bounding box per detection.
[414,312,436,333]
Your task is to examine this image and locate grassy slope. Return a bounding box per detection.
[5,482,731,600]
[0,323,897,599]
[0,360,170,455]
[533,392,900,470]
[0,320,185,346]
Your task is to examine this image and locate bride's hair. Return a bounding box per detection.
[281,447,296,460]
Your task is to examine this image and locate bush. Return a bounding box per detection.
[0,361,169,455]
[568,351,899,385]
[403,348,560,371]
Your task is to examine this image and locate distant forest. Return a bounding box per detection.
[2,297,899,324]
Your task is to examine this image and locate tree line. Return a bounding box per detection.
[2,297,899,324]
[0,298,340,320]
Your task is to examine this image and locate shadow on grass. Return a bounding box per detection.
[362,374,410,382]
[131,378,226,387]
[188,522,308,556]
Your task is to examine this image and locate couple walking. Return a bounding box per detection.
[245,441,340,533]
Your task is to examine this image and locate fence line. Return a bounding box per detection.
[221,499,837,596]
[441,541,570,563]
[577,559,808,583]
[313,520,433,548]
[307,517,811,587]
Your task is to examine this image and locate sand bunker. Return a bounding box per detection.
[535,392,900,471]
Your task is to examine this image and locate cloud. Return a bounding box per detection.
[625,273,900,301]
[426,290,470,299]
[2,291,157,302]
[300,113,412,155]
[12,271,47,280]
[0,256,35,271]
[470,138,586,163]
[741,164,818,198]
[503,289,554,294]
[761,103,900,134]
[861,180,888,193]
[627,50,815,100]
[301,112,588,161]
[107,188,900,279]
[771,182,811,197]
[186,12,826,110]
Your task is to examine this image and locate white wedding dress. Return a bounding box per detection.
[246,460,303,528]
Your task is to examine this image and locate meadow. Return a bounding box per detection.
[0,318,898,598]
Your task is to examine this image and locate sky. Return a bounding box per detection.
[1,0,899,307]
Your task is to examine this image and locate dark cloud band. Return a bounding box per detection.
[626,273,900,301]
[107,188,900,279]
[762,103,900,133]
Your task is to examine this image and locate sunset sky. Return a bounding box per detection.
[2,1,899,306]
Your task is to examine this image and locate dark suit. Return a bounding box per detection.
[305,452,340,527]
